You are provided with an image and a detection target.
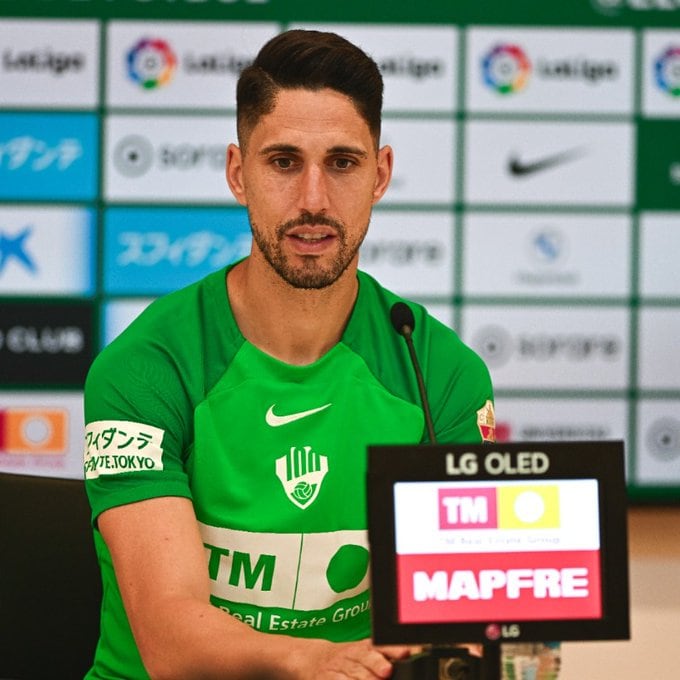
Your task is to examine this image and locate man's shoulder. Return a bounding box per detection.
[86,268,238,400]
[105,268,228,351]
[355,269,455,341]
[354,269,490,378]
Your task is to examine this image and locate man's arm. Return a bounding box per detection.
[99,496,412,680]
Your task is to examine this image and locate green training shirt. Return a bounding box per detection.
[83,266,494,680]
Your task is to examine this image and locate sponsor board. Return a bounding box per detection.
[101,299,154,347]
[0,112,98,200]
[643,31,680,116]
[636,400,680,484]
[104,114,236,202]
[103,206,251,294]
[0,206,95,296]
[106,21,278,108]
[467,27,634,114]
[0,301,94,387]
[0,19,99,108]
[463,306,629,390]
[360,211,454,297]
[464,120,634,206]
[462,213,631,297]
[0,392,85,479]
[381,119,456,204]
[492,396,629,476]
[394,479,601,623]
[638,307,680,389]
[640,212,680,296]
[493,396,628,445]
[290,23,458,112]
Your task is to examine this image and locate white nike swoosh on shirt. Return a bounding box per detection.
[265,403,332,427]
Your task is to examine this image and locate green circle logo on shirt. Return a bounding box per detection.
[326,544,370,593]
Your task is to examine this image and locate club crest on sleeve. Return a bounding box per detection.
[477,400,496,443]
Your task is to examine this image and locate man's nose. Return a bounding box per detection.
[297,164,330,213]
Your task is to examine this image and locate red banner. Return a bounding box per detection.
[397,550,601,623]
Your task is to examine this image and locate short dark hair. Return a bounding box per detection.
[236,29,383,148]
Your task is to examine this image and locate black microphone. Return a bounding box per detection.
[390,302,437,444]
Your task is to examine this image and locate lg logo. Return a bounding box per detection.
[485,622,521,640]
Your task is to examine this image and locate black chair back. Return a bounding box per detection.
[0,472,101,680]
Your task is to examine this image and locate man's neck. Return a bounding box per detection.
[226,257,359,366]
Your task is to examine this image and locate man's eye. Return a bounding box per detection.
[273,157,293,169]
[333,157,354,170]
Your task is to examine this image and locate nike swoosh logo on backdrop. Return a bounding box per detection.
[265,403,332,427]
[508,147,586,177]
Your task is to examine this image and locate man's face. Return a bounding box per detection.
[227,87,392,289]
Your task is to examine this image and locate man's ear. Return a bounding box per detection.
[372,144,394,205]
[226,143,247,206]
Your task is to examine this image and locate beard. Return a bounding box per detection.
[249,211,368,289]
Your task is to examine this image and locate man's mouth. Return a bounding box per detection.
[292,233,332,241]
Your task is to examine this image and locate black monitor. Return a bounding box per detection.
[367,441,630,646]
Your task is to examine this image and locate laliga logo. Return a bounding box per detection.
[654,46,680,97]
[127,38,177,89]
[481,44,531,94]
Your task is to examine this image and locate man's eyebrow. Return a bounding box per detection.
[328,145,369,158]
[257,144,369,158]
[258,144,301,156]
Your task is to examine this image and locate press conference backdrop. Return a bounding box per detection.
[0,0,679,502]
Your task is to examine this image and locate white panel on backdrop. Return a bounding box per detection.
[638,308,680,389]
[0,19,99,108]
[104,114,237,203]
[463,212,632,297]
[102,299,154,348]
[464,120,634,206]
[360,211,454,298]
[106,22,279,109]
[494,396,628,441]
[0,392,85,480]
[493,395,629,469]
[421,303,455,330]
[290,23,458,112]
[466,27,634,114]
[636,399,680,485]
[381,119,456,204]
[0,206,94,295]
[642,30,680,117]
[462,306,630,390]
[640,212,680,297]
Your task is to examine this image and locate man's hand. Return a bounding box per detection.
[100,497,417,679]
[286,638,417,680]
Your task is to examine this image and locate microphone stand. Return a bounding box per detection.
[391,643,500,680]
[390,303,503,679]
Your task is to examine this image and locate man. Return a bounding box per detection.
[84,30,494,679]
